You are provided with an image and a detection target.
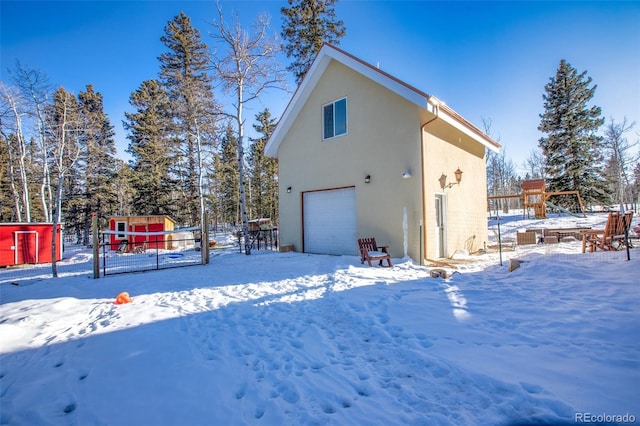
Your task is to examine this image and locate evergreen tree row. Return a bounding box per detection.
[3,1,637,246]
[0,1,345,243]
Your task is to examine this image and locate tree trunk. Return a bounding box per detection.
[51,175,64,278]
[237,97,251,255]
[6,95,31,222]
[3,136,23,222]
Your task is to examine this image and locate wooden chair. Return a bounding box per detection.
[116,240,129,254]
[581,212,624,253]
[616,211,634,249]
[617,211,633,236]
[132,241,148,254]
[358,238,392,267]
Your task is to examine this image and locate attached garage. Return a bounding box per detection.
[303,187,357,255]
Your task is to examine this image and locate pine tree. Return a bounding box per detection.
[538,60,609,208]
[281,0,346,84]
[124,79,176,217]
[216,125,240,226]
[158,12,219,226]
[46,87,82,276]
[113,162,135,216]
[248,109,278,223]
[77,85,118,243]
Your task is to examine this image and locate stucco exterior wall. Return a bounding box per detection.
[276,58,491,262]
[422,120,489,258]
[277,60,424,259]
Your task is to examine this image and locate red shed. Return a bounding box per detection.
[108,215,176,251]
[0,223,63,267]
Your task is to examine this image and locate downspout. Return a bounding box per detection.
[419,100,440,266]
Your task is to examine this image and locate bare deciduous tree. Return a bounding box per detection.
[12,63,54,222]
[483,117,518,214]
[0,82,31,222]
[603,117,638,208]
[523,148,545,179]
[48,88,82,277]
[210,4,286,254]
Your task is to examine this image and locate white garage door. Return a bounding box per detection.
[303,187,357,255]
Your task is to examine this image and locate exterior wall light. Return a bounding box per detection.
[440,167,463,189]
[402,171,411,179]
[454,167,463,184]
[364,175,371,184]
[287,186,292,193]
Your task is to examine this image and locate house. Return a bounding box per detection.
[108,215,176,251]
[0,223,63,267]
[264,44,501,262]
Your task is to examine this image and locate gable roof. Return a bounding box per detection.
[264,44,501,158]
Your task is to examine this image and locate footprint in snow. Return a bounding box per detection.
[254,406,265,419]
[353,383,371,397]
[276,382,300,403]
[235,383,247,399]
[356,371,370,381]
[520,382,544,394]
[415,334,434,348]
[375,313,389,324]
[289,339,304,349]
[321,402,336,414]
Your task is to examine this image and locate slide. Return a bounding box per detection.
[545,201,581,217]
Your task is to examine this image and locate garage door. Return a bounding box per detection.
[303,187,357,255]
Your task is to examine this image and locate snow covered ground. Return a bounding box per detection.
[1,213,639,425]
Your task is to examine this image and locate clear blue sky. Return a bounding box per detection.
[2,1,639,174]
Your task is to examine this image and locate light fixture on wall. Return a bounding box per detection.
[287,186,292,193]
[454,167,463,184]
[440,167,463,189]
[364,174,371,184]
[402,170,412,179]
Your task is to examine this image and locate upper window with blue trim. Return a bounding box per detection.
[323,97,347,140]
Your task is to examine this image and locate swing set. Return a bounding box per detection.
[488,179,586,219]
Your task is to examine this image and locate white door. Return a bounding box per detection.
[435,194,447,258]
[303,187,357,255]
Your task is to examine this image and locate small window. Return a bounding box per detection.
[323,98,347,140]
[116,221,127,239]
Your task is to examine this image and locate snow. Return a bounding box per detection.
[1,213,639,425]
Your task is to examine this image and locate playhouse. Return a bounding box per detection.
[0,223,63,267]
[107,215,176,251]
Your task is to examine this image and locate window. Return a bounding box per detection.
[116,221,127,239]
[323,97,347,140]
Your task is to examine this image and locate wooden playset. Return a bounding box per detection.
[488,179,586,219]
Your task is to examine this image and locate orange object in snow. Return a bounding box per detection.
[114,292,132,305]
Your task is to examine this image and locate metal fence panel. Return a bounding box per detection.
[101,234,203,276]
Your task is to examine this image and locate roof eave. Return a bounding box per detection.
[264,44,501,158]
[437,103,502,152]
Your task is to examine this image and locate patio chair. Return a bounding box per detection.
[358,238,392,267]
[581,212,624,253]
